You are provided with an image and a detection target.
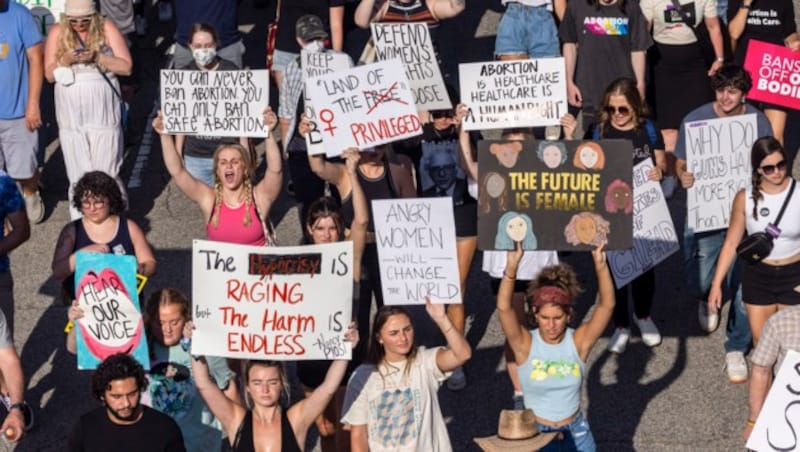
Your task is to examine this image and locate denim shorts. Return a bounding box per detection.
[495,2,560,58]
[536,411,596,452]
[272,49,299,74]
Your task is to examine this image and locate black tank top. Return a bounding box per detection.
[340,165,396,233]
[233,410,301,452]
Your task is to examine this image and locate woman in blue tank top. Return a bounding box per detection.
[496,243,615,451]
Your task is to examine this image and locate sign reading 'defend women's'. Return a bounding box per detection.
[744,39,800,110]
[74,252,150,370]
[477,139,633,251]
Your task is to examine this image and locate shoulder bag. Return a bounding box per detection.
[736,180,796,264]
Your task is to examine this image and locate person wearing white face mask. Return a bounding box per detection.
[278,15,353,236]
[175,23,250,187]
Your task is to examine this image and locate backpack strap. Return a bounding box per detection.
[644,119,658,147]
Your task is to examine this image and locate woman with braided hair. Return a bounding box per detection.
[153,108,283,246]
[709,136,800,345]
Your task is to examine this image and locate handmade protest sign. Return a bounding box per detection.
[160,69,270,137]
[191,240,353,360]
[477,139,633,251]
[371,22,451,111]
[685,114,756,233]
[608,160,679,288]
[744,39,800,110]
[74,252,150,370]
[17,0,63,34]
[459,58,567,130]
[746,350,800,451]
[373,198,461,305]
[305,59,422,153]
[301,50,352,156]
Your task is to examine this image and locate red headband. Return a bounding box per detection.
[532,286,572,308]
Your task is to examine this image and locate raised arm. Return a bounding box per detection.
[430,0,466,20]
[254,107,284,215]
[708,190,746,313]
[330,6,345,51]
[496,244,532,364]
[191,356,246,440]
[573,243,615,361]
[454,104,477,181]
[354,0,381,28]
[344,149,368,281]
[429,299,472,372]
[128,220,156,277]
[153,112,215,209]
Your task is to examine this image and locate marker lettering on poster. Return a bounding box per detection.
[301,50,352,155]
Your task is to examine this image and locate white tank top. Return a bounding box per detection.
[745,180,800,260]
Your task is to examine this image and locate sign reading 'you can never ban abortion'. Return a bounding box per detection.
[306,59,422,153]
[191,240,353,361]
[160,70,270,137]
[373,198,461,305]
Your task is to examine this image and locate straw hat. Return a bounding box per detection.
[64,0,96,16]
[474,409,560,452]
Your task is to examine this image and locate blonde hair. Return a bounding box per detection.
[57,13,105,60]
[210,144,255,229]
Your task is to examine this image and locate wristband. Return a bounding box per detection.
[503,271,516,280]
[716,56,724,63]
[8,403,25,413]
[746,419,756,427]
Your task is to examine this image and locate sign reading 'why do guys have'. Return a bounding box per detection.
[306,59,422,153]
[459,58,567,130]
[301,50,352,156]
[191,240,353,361]
[371,22,451,111]
[372,198,461,305]
[607,160,679,288]
[160,69,270,137]
[685,114,757,233]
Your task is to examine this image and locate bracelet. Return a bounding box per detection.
[443,324,454,334]
[746,419,756,427]
[503,271,516,280]
[8,403,25,413]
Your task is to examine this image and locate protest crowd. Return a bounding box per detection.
[2,0,800,450]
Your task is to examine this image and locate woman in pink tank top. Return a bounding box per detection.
[153,108,283,246]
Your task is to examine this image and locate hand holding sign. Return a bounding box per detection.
[262,106,278,131]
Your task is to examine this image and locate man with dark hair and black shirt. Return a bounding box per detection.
[68,354,186,452]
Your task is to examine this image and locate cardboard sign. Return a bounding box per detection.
[191,240,353,360]
[305,59,422,153]
[685,114,756,233]
[17,0,63,34]
[608,160,679,288]
[744,39,800,110]
[477,139,633,251]
[371,22,451,111]
[74,252,150,370]
[747,350,800,451]
[300,50,352,156]
[373,198,461,305]
[459,59,567,130]
[160,69,270,137]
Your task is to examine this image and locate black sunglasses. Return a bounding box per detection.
[760,160,787,175]
[604,105,630,115]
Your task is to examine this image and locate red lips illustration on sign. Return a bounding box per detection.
[76,268,144,361]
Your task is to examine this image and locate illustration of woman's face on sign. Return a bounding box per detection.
[573,141,605,170]
[490,141,523,169]
[605,179,633,214]
[575,216,597,244]
[485,173,505,198]
[564,212,611,246]
[506,215,528,242]
[537,141,567,169]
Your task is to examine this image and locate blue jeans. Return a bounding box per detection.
[537,412,596,452]
[683,226,751,353]
[495,3,560,58]
[184,155,215,187]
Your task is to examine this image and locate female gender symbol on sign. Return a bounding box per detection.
[319,109,337,136]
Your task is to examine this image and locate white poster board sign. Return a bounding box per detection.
[301,50,352,156]
[17,0,64,34]
[371,22,451,111]
[306,59,422,153]
[608,160,679,288]
[191,240,353,360]
[458,58,567,130]
[372,198,461,305]
[160,69,270,137]
[686,114,756,233]
[747,350,800,451]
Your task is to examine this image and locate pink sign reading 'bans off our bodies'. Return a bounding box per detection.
[744,39,800,110]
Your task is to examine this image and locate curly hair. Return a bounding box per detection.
[710,64,752,94]
[91,353,148,401]
[605,179,633,214]
[144,288,191,343]
[73,171,126,215]
[564,212,611,246]
[525,263,583,320]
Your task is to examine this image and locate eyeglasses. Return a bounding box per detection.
[81,198,106,209]
[68,17,92,25]
[430,111,454,119]
[604,105,630,116]
[759,160,787,175]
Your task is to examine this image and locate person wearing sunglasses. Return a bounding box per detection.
[673,65,773,384]
[43,0,132,220]
[708,137,800,349]
[562,78,667,355]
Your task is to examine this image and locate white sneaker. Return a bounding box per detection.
[725,351,748,383]
[446,366,466,391]
[698,301,719,333]
[634,316,662,347]
[608,327,630,354]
